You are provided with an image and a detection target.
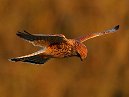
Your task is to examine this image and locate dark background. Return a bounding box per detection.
[0,0,129,97]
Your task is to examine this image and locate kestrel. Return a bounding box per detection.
[9,25,119,64]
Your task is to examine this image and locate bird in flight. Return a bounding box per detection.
[9,25,119,64]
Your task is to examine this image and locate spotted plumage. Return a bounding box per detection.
[9,25,119,64]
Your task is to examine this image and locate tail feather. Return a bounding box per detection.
[9,55,50,64]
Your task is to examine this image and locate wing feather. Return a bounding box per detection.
[76,25,119,43]
[16,31,67,47]
[9,49,50,64]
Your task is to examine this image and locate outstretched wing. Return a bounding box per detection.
[9,49,50,64]
[16,31,67,47]
[76,25,119,43]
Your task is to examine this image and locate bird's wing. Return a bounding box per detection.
[16,31,67,47]
[9,49,50,64]
[76,25,119,43]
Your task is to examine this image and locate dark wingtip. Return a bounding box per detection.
[16,31,22,36]
[8,58,19,62]
[23,30,31,35]
[114,25,119,30]
[16,30,31,36]
[16,30,35,41]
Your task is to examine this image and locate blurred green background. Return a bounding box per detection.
[0,0,129,97]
